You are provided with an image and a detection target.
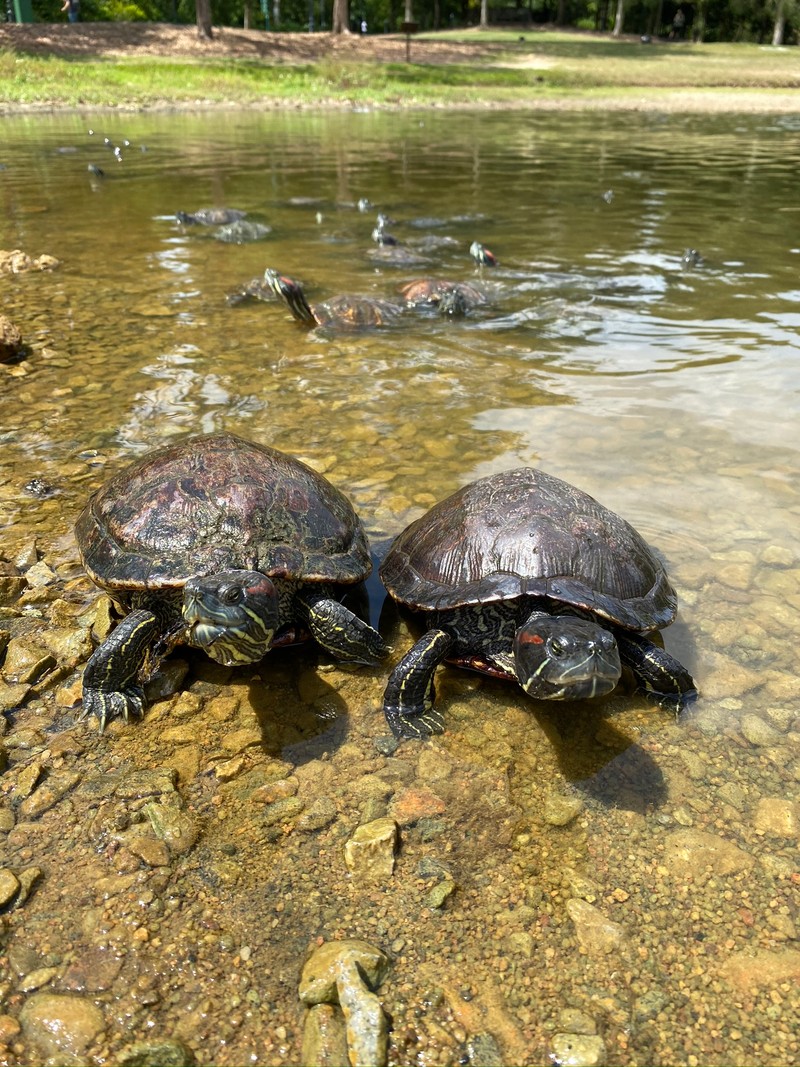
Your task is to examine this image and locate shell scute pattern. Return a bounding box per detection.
[77,433,371,595]
[380,467,676,633]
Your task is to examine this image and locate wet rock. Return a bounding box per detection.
[551,1032,607,1066]
[557,1009,597,1035]
[0,575,26,605]
[464,1032,503,1066]
[753,797,798,838]
[115,767,177,799]
[117,1038,196,1065]
[740,713,783,746]
[0,868,20,908]
[389,785,446,826]
[426,877,457,909]
[344,817,398,880]
[15,867,43,907]
[299,939,390,1067]
[3,637,56,684]
[543,791,584,826]
[261,796,305,827]
[296,796,338,832]
[719,948,800,992]
[143,793,200,856]
[61,946,124,992]
[301,1003,349,1067]
[20,770,82,820]
[566,899,626,955]
[0,314,24,362]
[701,652,762,700]
[662,829,755,877]
[0,249,59,273]
[19,965,59,992]
[19,992,105,1062]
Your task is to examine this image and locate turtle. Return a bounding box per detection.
[76,432,388,730]
[263,269,404,330]
[225,275,279,307]
[469,240,498,267]
[400,278,489,317]
[176,208,247,226]
[213,220,272,244]
[379,467,696,739]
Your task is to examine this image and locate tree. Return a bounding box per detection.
[612,0,624,33]
[480,0,488,27]
[772,0,786,41]
[196,0,213,37]
[332,0,348,30]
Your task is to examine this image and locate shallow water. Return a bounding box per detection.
[1,109,798,1066]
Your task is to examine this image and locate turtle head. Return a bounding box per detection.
[263,268,317,326]
[437,287,469,317]
[513,615,621,701]
[183,570,281,666]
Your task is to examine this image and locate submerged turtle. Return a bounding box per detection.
[400,278,489,317]
[213,220,272,244]
[264,269,404,329]
[379,467,696,739]
[176,208,247,226]
[76,432,388,729]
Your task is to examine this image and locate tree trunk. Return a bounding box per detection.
[480,0,488,27]
[196,0,213,39]
[772,0,785,44]
[556,0,567,25]
[273,0,280,27]
[612,0,624,34]
[243,0,250,27]
[331,0,349,32]
[404,0,413,21]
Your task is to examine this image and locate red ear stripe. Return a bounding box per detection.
[248,576,278,597]
[518,631,544,645]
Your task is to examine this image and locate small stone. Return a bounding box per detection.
[19,966,59,992]
[0,868,20,908]
[389,785,446,826]
[19,992,105,1061]
[761,544,794,567]
[20,770,82,820]
[301,1004,349,1067]
[250,777,299,804]
[550,1032,607,1066]
[261,796,305,827]
[566,899,626,955]
[344,817,398,880]
[544,792,584,827]
[296,796,338,833]
[663,829,754,877]
[143,794,199,856]
[557,1009,597,1035]
[740,714,783,746]
[465,1033,503,1067]
[117,1038,196,1066]
[214,755,247,782]
[426,878,457,909]
[753,798,799,838]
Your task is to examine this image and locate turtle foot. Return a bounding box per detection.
[80,685,146,732]
[384,705,445,741]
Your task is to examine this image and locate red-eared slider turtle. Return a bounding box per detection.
[76,432,388,729]
[380,467,696,739]
[264,269,404,329]
[176,208,247,226]
[400,278,488,317]
[469,241,498,267]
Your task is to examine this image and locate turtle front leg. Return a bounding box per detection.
[300,588,389,666]
[382,628,455,740]
[616,631,697,713]
[81,609,161,731]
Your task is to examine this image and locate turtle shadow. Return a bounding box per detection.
[531,703,668,814]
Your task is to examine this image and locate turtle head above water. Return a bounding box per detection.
[183,569,281,665]
[514,614,621,701]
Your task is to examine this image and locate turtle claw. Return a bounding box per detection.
[80,685,146,732]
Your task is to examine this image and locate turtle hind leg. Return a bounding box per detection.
[616,631,697,713]
[382,629,454,740]
[81,608,161,731]
[300,589,389,666]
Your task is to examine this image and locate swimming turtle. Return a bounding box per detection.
[176,208,247,226]
[264,269,404,329]
[379,467,696,739]
[400,278,488,317]
[213,220,272,244]
[76,432,388,729]
[225,275,279,306]
[469,241,498,267]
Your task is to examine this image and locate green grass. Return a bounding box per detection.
[0,30,798,110]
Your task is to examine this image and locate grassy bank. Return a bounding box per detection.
[0,26,798,111]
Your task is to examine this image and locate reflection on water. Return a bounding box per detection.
[1,109,798,1065]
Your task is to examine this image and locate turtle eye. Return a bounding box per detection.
[222,585,242,605]
[548,638,565,659]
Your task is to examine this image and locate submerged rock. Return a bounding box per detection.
[19,992,105,1063]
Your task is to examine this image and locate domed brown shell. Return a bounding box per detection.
[76,432,372,592]
[379,467,677,633]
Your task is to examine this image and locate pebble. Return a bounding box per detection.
[117,1038,196,1065]
[662,829,754,877]
[550,1032,607,1066]
[301,1004,349,1067]
[19,992,105,1061]
[465,1032,504,1066]
[565,899,626,955]
[344,817,398,880]
[740,713,783,746]
[543,792,584,826]
[299,940,390,1067]
[0,867,20,908]
[719,948,800,992]
[389,785,446,825]
[753,797,798,838]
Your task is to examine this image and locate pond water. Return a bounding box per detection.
[1,109,798,1066]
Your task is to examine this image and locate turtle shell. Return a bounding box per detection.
[76,432,372,593]
[314,294,403,328]
[379,467,677,633]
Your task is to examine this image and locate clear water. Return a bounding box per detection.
[1,109,798,1065]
